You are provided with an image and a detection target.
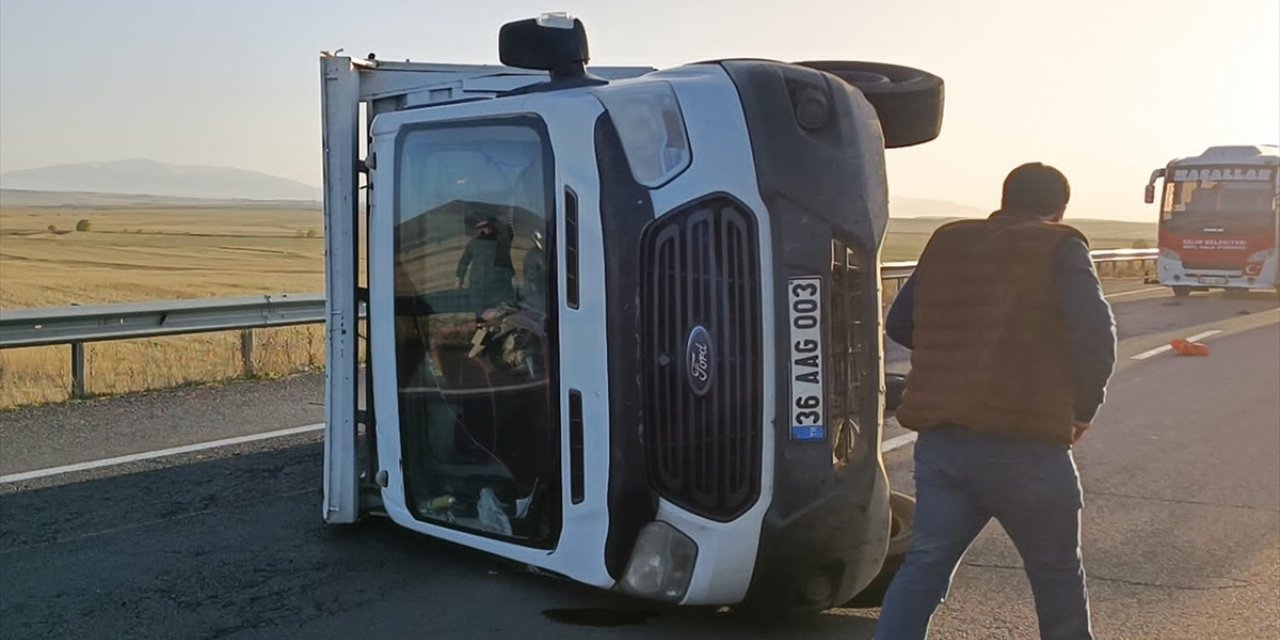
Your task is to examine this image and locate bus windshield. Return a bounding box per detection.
[392,118,560,546]
[1161,177,1277,233]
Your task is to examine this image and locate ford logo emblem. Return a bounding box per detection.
[686,325,714,396]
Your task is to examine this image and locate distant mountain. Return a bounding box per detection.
[0,188,321,210]
[0,159,320,202]
[890,197,989,219]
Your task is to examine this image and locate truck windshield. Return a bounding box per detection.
[1162,177,1277,233]
[392,119,560,546]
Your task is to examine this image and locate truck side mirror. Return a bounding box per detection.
[499,13,589,80]
[1144,184,1156,205]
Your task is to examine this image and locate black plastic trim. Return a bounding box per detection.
[596,112,660,579]
[719,59,892,612]
[565,188,580,309]
[569,390,585,505]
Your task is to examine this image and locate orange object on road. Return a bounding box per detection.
[1170,338,1211,356]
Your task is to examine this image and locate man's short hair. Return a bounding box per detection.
[1001,163,1071,217]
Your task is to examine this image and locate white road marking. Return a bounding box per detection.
[6,414,926,484]
[0,423,325,485]
[1105,287,1164,300]
[1130,329,1223,361]
[882,431,918,453]
[1130,345,1173,361]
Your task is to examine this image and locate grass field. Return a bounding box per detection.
[0,195,1155,407]
[0,199,343,407]
[882,216,1156,261]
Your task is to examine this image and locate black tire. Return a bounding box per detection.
[795,61,944,149]
[1172,286,1192,298]
[885,373,907,412]
[844,491,916,608]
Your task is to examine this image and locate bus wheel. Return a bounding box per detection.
[1172,286,1192,298]
[843,491,916,608]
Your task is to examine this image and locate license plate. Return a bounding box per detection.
[1198,276,1228,285]
[787,277,825,442]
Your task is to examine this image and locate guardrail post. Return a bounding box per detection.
[241,329,255,377]
[70,342,86,399]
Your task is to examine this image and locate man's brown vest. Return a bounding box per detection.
[894,215,1088,445]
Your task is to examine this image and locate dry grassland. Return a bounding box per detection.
[0,203,344,406]
[882,217,1156,261]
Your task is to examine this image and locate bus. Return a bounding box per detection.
[1145,145,1280,296]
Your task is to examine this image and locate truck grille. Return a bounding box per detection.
[640,198,763,521]
[828,237,869,464]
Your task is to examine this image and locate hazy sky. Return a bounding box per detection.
[1,0,1277,220]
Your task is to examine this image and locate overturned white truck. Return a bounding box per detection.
[320,13,942,613]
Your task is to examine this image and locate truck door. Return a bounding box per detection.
[368,101,565,547]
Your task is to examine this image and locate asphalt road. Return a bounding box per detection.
[887,314,1280,639]
[1,286,1277,639]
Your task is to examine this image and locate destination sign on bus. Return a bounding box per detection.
[1173,168,1274,182]
[1180,238,1248,251]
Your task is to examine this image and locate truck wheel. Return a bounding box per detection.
[794,61,944,149]
[844,491,916,608]
[1172,286,1192,298]
[885,373,907,412]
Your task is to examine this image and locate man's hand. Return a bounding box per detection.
[456,278,465,289]
[1071,420,1091,444]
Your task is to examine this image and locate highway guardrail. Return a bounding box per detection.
[0,249,1156,398]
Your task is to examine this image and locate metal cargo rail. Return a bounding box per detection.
[0,294,331,398]
[0,293,327,349]
[881,247,1157,282]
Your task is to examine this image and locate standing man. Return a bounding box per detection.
[876,163,1117,640]
[456,216,515,309]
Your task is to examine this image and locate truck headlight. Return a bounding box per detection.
[619,522,698,602]
[594,82,691,188]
